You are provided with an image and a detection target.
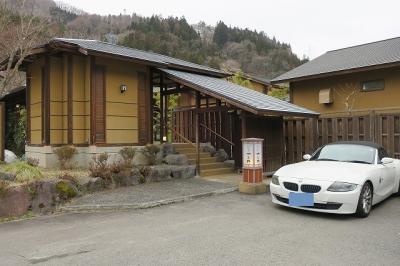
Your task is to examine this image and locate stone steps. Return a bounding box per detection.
[185,152,213,159]
[200,167,234,177]
[173,143,234,177]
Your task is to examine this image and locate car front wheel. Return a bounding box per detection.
[355,182,373,218]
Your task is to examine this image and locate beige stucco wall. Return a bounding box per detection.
[291,67,400,116]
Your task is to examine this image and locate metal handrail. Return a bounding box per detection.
[200,123,234,158]
[200,123,235,146]
[166,124,196,148]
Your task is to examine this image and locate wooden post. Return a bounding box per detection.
[241,111,247,139]
[0,102,4,161]
[164,91,169,142]
[149,67,154,144]
[160,73,164,143]
[195,91,201,176]
[369,110,376,143]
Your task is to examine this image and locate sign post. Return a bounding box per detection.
[239,138,266,194]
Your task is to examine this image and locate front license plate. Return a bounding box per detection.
[288,192,314,207]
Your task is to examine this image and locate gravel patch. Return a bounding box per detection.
[65,178,235,206]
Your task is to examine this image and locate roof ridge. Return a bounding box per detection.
[52,37,222,72]
[327,36,400,53]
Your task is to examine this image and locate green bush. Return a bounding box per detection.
[54,146,77,169]
[5,106,26,157]
[89,153,111,180]
[56,181,77,200]
[3,161,43,183]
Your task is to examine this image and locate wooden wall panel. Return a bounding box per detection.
[284,112,400,164]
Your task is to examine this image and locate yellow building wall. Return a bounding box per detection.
[72,55,90,144]
[248,81,267,93]
[49,56,65,145]
[95,57,145,144]
[291,67,400,116]
[28,57,44,145]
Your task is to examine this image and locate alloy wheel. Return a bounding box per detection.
[362,185,372,214]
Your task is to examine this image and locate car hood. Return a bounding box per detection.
[275,161,375,183]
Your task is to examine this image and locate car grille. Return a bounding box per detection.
[273,195,342,210]
[301,184,321,193]
[283,182,298,191]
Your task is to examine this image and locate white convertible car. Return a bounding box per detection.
[270,141,400,217]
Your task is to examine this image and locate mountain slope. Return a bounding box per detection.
[6,0,306,79]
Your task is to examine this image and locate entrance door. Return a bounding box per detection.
[92,66,106,143]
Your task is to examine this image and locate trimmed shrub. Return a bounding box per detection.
[119,147,136,167]
[110,160,124,174]
[54,146,77,169]
[89,153,111,180]
[3,161,43,183]
[142,144,161,165]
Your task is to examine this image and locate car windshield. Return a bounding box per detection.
[311,144,376,164]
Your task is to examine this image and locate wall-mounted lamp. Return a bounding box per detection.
[120,84,127,93]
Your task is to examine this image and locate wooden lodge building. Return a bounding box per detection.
[272,37,400,117]
[7,38,317,171]
[271,37,400,163]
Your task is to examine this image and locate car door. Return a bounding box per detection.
[376,148,396,198]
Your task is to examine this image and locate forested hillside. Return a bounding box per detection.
[4,0,307,79]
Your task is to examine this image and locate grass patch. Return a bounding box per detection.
[41,168,90,180]
[0,211,35,223]
[2,161,43,182]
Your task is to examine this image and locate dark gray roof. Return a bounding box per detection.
[51,38,227,76]
[161,69,318,117]
[244,74,270,85]
[0,86,26,100]
[272,37,400,83]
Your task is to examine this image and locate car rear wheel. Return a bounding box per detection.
[355,182,373,218]
[396,180,400,196]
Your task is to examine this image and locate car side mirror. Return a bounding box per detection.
[381,157,394,164]
[303,154,311,160]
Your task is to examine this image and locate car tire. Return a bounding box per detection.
[396,180,400,196]
[355,182,373,218]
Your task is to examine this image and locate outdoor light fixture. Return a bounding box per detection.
[242,138,263,169]
[162,136,167,142]
[239,138,266,194]
[120,84,127,93]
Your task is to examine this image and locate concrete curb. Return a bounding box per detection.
[58,186,238,213]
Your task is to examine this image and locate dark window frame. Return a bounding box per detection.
[360,79,385,92]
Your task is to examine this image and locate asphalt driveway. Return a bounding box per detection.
[0,192,399,265]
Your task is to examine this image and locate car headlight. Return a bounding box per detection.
[271,175,280,185]
[327,182,358,192]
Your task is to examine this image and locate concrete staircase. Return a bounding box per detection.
[173,143,234,177]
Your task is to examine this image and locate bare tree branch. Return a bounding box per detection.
[333,82,360,115]
[0,0,49,96]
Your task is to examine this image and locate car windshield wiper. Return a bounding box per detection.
[343,160,371,164]
[314,158,339,162]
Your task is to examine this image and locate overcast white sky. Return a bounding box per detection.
[60,0,399,59]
